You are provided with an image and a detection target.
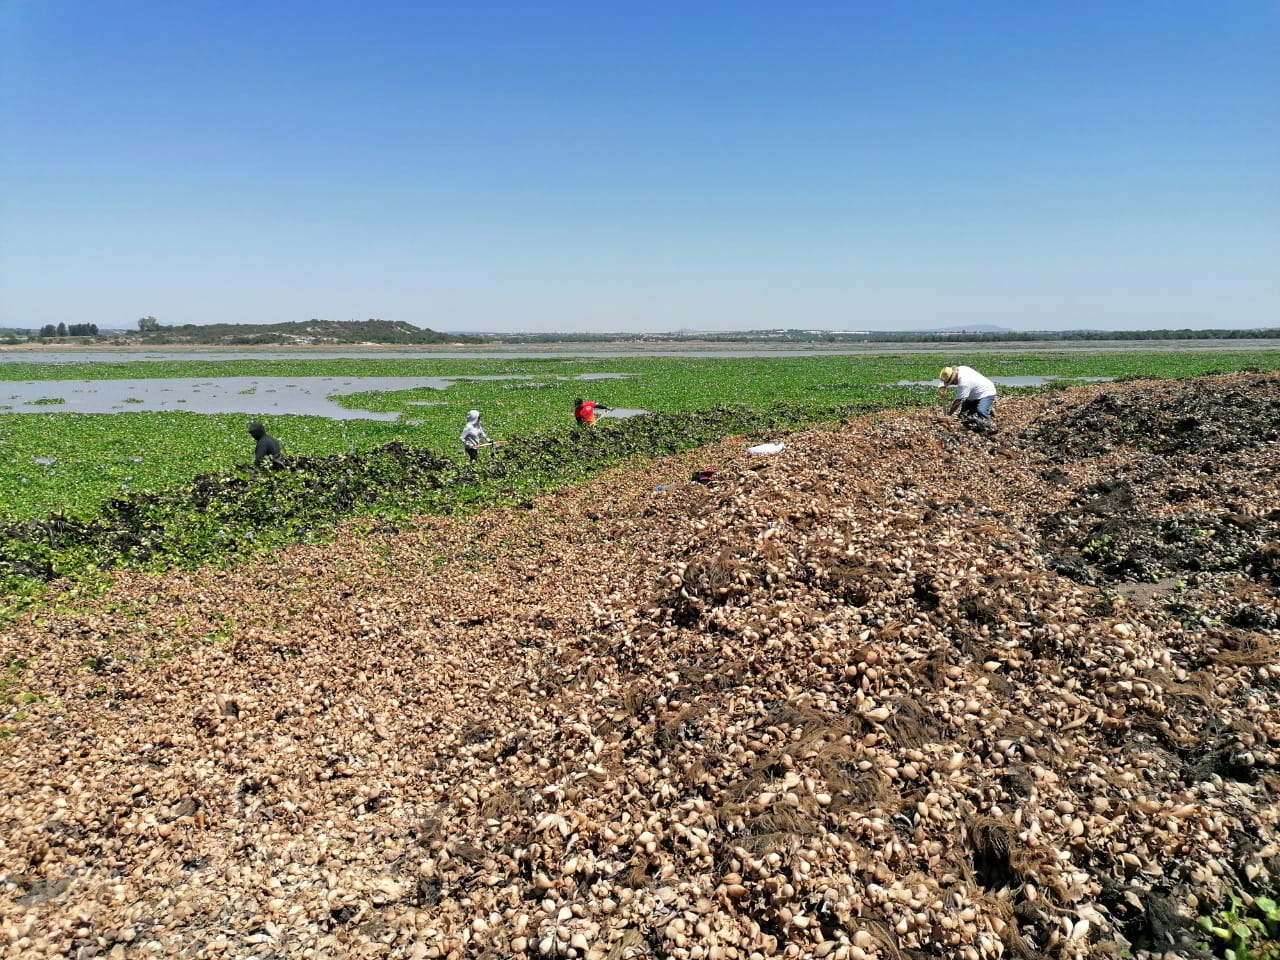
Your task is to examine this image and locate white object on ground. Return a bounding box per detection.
[746,442,787,455]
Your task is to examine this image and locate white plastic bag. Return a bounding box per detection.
[746,442,787,456]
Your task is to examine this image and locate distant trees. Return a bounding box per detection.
[38,323,99,338]
[138,316,161,332]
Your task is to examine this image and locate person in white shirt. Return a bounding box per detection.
[459,409,491,462]
[938,365,997,424]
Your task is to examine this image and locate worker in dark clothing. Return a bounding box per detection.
[248,421,282,466]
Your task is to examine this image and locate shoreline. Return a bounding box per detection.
[5,337,1280,361]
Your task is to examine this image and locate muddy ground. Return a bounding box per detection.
[1,372,1278,960]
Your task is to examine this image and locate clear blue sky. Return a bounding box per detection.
[2,1,1277,333]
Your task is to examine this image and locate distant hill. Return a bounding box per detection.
[131,319,486,346]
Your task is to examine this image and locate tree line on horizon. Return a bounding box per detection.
[2,320,1277,346]
[483,326,1280,344]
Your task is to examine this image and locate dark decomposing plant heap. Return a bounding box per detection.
[1,372,1278,959]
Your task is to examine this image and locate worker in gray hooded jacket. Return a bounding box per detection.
[459,409,491,462]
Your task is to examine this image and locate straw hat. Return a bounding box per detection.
[939,366,956,384]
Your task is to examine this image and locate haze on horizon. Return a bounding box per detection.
[1,2,1277,335]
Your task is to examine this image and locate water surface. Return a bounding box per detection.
[3,339,1278,365]
[0,374,626,419]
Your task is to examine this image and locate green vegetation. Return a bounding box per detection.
[0,399,919,615]
[1,658,38,728]
[1197,892,1280,959]
[2,350,1279,617]
[0,411,410,522]
[2,348,1275,386]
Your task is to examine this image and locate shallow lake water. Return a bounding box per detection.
[0,373,635,420]
[0,368,1107,420]
[599,407,649,418]
[3,339,1278,365]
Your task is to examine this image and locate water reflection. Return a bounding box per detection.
[0,365,1112,421]
[599,407,649,418]
[3,340,1279,363]
[0,374,631,420]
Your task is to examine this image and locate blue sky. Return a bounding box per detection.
[1,1,1277,333]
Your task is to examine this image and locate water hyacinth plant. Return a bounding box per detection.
[2,349,1279,616]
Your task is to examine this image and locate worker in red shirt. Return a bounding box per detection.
[574,397,611,426]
